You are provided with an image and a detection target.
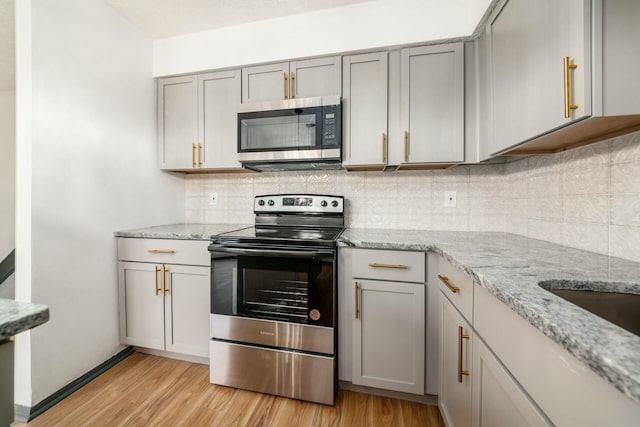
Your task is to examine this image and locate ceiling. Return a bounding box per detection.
[0,0,14,91]
[106,0,375,39]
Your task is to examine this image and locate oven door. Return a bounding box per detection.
[209,245,335,354]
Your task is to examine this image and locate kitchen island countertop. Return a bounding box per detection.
[338,228,640,404]
[0,299,49,340]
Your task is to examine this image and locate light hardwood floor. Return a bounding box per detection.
[25,353,444,426]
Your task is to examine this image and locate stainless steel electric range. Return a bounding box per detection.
[208,194,344,405]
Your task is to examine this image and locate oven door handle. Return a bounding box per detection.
[210,246,335,259]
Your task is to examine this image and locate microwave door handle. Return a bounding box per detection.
[209,246,334,259]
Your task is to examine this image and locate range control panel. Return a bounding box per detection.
[254,194,343,214]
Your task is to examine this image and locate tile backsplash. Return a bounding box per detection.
[185,131,640,262]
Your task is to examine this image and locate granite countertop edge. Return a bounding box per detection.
[114,223,253,240]
[337,231,640,404]
[0,299,50,340]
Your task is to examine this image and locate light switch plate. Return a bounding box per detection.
[444,191,457,208]
[209,192,218,206]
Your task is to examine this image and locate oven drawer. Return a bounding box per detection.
[438,256,474,322]
[352,249,425,283]
[210,314,334,355]
[210,340,335,405]
[117,238,210,266]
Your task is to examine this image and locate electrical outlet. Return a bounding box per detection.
[444,191,457,208]
[209,192,218,206]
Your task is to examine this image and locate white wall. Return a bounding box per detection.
[153,0,493,77]
[15,0,185,406]
[0,90,14,261]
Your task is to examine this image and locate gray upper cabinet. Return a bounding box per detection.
[241,62,289,103]
[242,56,342,103]
[399,43,465,165]
[198,70,242,169]
[158,70,242,171]
[486,0,590,157]
[158,75,198,170]
[342,52,388,169]
[290,56,342,99]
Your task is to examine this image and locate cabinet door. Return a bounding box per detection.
[158,75,198,170]
[342,52,388,167]
[400,43,464,164]
[290,56,342,99]
[352,279,425,394]
[118,262,165,350]
[164,264,211,358]
[487,0,590,156]
[198,70,242,169]
[242,62,289,103]
[472,336,550,427]
[440,293,472,427]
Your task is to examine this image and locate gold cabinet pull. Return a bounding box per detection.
[368,262,409,269]
[458,326,471,383]
[154,266,161,296]
[438,274,461,293]
[290,71,295,99]
[355,281,360,319]
[283,72,288,100]
[382,132,387,163]
[147,249,176,254]
[563,56,579,118]
[197,143,203,167]
[163,266,170,295]
[191,143,196,167]
[404,131,409,162]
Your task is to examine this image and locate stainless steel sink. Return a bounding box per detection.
[539,281,640,337]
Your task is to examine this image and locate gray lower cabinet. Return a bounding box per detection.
[342,52,389,169]
[398,43,465,166]
[241,56,341,103]
[352,279,425,394]
[117,238,211,358]
[440,293,473,427]
[158,70,242,171]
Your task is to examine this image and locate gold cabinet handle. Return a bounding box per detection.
[290,71,295,99]
[163,266,169,295]
[382,132,387,163]
[563,56,579,118]
[191,143,196,167]
[283,72,288,100]
[458,326,471,383]
[197,143,203,167]
[355,281,360,319]
[154,266,161,296]
[404,131,409,162]
[368,262,409,269]
[147,249,176,254]
[438,274,461,293]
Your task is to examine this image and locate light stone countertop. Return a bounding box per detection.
[338,228,640,404]
[114,223,252,240]
[0,299,49,340]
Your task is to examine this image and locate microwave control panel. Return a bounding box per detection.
[322,104,341,147]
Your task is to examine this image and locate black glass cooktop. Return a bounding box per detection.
[214,226,344,246]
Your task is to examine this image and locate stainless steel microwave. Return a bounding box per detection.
[237,96,341,172]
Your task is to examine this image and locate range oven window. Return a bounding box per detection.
[211,252,334,328]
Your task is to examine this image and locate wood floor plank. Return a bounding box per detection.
[25,353,444,427]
